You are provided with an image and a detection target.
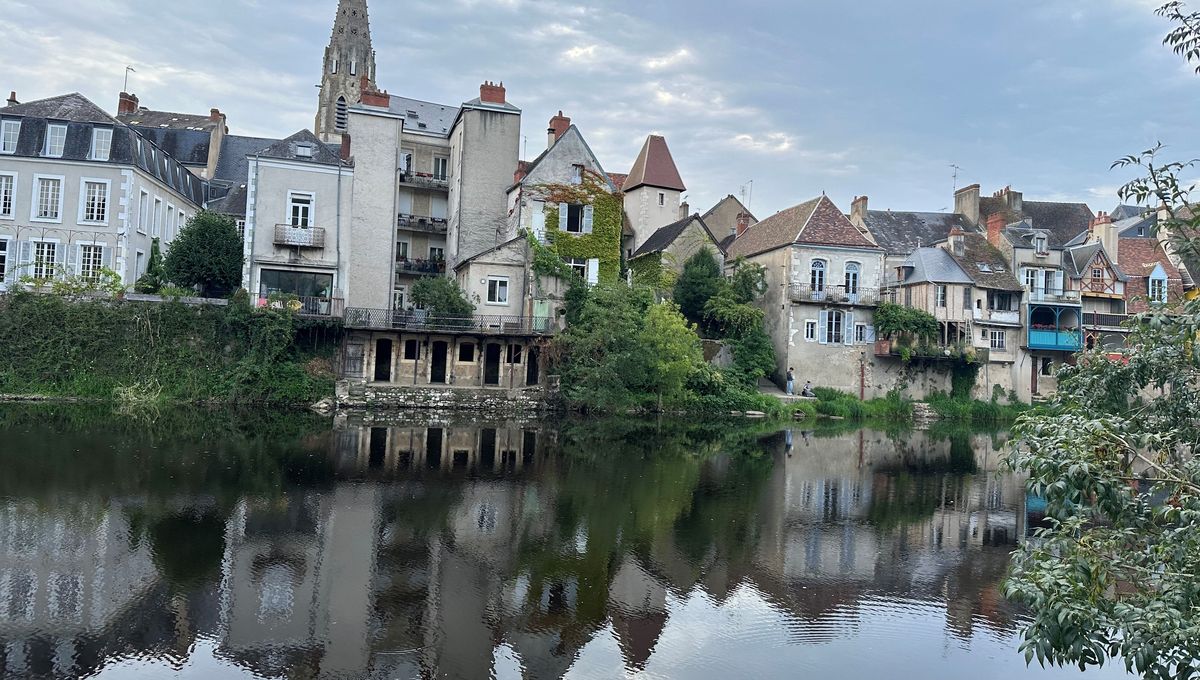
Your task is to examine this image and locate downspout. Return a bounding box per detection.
[336,155,344,303]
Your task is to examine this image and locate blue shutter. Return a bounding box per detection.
[582,205,594,234]
[65,244,78,277]
[818,310,828,345]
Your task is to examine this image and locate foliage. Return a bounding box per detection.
[536,173,624,284]
[726,258,768,304]
[673,249,724,329]
[410,276,476,318]
[134,238,167,294]
[926,391,1026,423]
[724,325,777,390]
[874,302,939,341]
[641,301,705,408]
[20,265,126,299]
[163,211,243,298]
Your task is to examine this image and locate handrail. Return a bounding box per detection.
[343,308,557,335]
[789,284,881,305]
[274,224,325,248]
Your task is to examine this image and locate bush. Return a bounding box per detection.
[163,211,243,298]
[673,249,723,329]
[410,277,476,318]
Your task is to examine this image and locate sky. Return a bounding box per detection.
[2,0,1198,218]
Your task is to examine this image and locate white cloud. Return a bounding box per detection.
[644,48,693,71]
[728,132,795,154]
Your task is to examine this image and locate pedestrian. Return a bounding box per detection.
[786,367,795,395]
[802,380,814,398]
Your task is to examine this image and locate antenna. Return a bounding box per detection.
[740,180,754,208]
[123,65,136,92]
[949,164,964,191]
[522,135,527,162]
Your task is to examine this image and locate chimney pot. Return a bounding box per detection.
[480,80,507,104]
[209,108,221,122]
[5,91,16,106]
[547,110,571,148]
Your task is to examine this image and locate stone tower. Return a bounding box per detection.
[315,0,377,142]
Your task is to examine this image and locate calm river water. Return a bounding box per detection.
[0,406,1130,680]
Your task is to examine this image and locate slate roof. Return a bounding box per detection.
[860,210,976,256]
[945,232,1024,291]
[623,135,686,192]
[208,184,248,218]
[630,214,721,258]
[1111,204,1150,221]
[258,130,343,166]
[901,247,972,285]
[128,126,211,167]
[980,197,1094,248]
[116,109,218,131]
[212,134,279,184]
[727,196,878,259]
[1118,238,1182,278]
[1,92,116,123]
[388,95,459,137]
[1116,213,1156,238]
[1064,242,1128,281]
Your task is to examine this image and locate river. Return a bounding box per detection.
[0,406,1130,679]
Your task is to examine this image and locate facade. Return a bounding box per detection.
[703,194,757,253]
[0,93,205,290]
[628,213,725,289]
[622,134,687,257]
[1063,213,1128,351]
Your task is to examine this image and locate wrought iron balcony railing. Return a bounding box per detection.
[789,284,881,306]
[274,225,325,248]
[343,308,556,335]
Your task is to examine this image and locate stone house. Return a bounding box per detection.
[621,134,687,258]
[703,194,757,253]
[628,213,725,290]
[0,92,205,290]
[1062,212,1128,352]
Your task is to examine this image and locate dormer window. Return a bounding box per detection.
[91,128,112,161]
[0,120,19,154]
[1034,234,1048,256]
[44,124,66,157]
[295,143,314,158]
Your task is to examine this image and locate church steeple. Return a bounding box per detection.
[315,0,378,142]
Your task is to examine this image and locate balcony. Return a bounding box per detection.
[397,213,448,234]
[973,308,1021,325]
[396,258,446,276]
[1082,312,1130,329]
[1028,288,1080,304]
[1028,329,1082,351]
[1080,280,1125,296]
[400,171,449,191]
[257,295,344,318]
[274,225,325,248]
[789,284,881,306]
[343,309,556,335]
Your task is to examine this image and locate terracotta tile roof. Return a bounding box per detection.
[1118,238,1182,278]
[727,196,877,259]
[623,135,685,192]
[608,172,628,190]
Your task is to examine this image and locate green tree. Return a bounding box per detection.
[1003,5,1200,677]
[726,258,768,304]
[673,249,724,329]
[410,277,476,318]
[163,211,243,298]
[640,301,705,409]
[134,238,166,294]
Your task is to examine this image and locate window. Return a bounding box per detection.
[34,176,62,221]
[1149,276,1168,304]
[810,259,826,291]
[963,287,972,310]
[392,284,406,310]
[0,239,8,280]
[826,309,844,344]
[91,128,112,161]
[935,284,947,307]
[0,120,18,153]
[395,240,409,260]
[566,204,584,233]
[565,257,587,279]
[33,241,57,279]
[1041,357,1053,376]
[855,323,867,343]
[507,344,523,364]
[429,246,444,262]
[165,204,175,240]
[459,342,475,362]
[81,180,108,223]
[570,164,583,184]
[404,339,420,360]
[79,244,104,280]
[1092,267,1103,280]
[152,198,162,237]
[487,276,509,304]
[295,143,313,159]
[988,291,1013,311]
[433,157,448,180]
[331,54,339,74]
[350,48,358,76]
[135,250,145,278]
[1034,235,1048,255]
[288,192,313,227]
[236,220,246,240]
[990,330,1006,350]
[138,191,149,234]
[804,319,817,342]
[335,97,348,132]
[44,124,66,157]
[844,262,860,294]
[1044,270,1056,294]
[658,192,665,206]
[0,173,13,218]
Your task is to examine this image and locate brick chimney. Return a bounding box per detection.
[850,195,868,224]
[547,111,571,148]
[955,184,980,225]
[117,91,139,115]
[339,133,351,162]
[736,212,752,237]
[209,108,222,122]
[986,212,1006,247]
[359,75,390,108]
[679,201,690,220]
[480,80,506,104]
[5,91,17,106]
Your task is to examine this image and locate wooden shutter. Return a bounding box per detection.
[558,203,568,231]
[18,241,32,272]
[531,201,546,243]
[818,310,828,344]
[1054,270,1064,294]
[865,325,876,342]
[582,205,594,233]
[585,258,599,286]
[66,244,77,277]
[844,311,854,345]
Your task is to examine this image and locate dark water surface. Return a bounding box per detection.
[0,407,1129,679]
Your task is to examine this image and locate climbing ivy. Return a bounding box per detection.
[531,172,624,284]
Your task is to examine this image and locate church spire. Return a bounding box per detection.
[315,0,378,142]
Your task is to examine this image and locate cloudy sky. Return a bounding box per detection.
[3,0,1197,217]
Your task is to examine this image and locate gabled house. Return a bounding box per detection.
[702,194,757,253]
[727,195,884,394]
[889,245,975,352]
[628,213,724,289]
[1118,235,1183,313]
[1063,212,1128,351]
[848,194,975,272]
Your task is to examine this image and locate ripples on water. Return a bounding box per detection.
[0,407,1131,679]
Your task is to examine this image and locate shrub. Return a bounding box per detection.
[410,277,476,318]
[163,211,243,298]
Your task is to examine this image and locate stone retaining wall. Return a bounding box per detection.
[336,379,562,414]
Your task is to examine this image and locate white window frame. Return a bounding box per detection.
[935,284,947,307]
[1091,267,1103,280]
[31,238,60,279]
[844,261,860,294]
[152,197,163,238]
[433,156,449,180]
[134,249,146,279]
[0,120,19,154]
[137,190,149,234]
[165,203,175,240]
[44,124,67,158]
[90,128,112,161]
[30,173,65,223]
[0,171,15,219]
[393,283,407,310]
[990,330,1007,350]
[565,257,587,279]
[74,241,106,280]
[0,235,10,283]
[287,191,315,228]
[429,246,445,262]
[486,276,510,305]
[804,319,817,342]
[855,323,867,343]
[826,309,844,344]
[77,178,110,225]
[1034,235,1048,256]
[1149,276,1168,304]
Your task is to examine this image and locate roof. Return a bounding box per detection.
[0,92,116,124]
[1117,237,1182,278]
[452,234,527,271]
[1063,241,1128,281]
[258,130,343,166]
[608,173,628,190]
[116,109,218,131]
[860,210,976,256]
[514,125,614,193]
[901,247,972,285]
[701,194,757,224]
[1110,204,1149,221]
[727,195,878,259]
[387,95,459,137]
[631,214,721,258]
[208,184,248,218]
[981,196,1094,249]
[1116,213,1156,238]
[128,126,211,167]
[623,135,686,192]
[945,233,1024,291]
[213,134,279,184]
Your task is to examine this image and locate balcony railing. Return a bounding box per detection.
[396,258,446,276]
[1028,329,1082,351]
[973,308,1021,324]
[789,284,881,306]
[397,213,448,234]
[1080,280,1124,296]
[1028,288,1080,304]
[1082,312,1130,328]
[400,172,449,191]
[274,225,325,248]
[257,296,344,318]
[344,308,556,335]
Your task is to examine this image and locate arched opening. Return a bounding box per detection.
[335,96,348,132]
[810,259,826,292]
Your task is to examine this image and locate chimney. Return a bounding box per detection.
[358,75,390,108]
[736,212,752,237]
[948,227,965,256]
[679,201,690,220]
[954,184,980,225]
[5,91,16,106]
[209,108,222,122]
[547,111,571,148]
[850,195,868,224]
[986,212,1005,247]
[117,91,139,115]
[339,133,351,162]
[1092,211,1118,264]
[998,185,1023,213]
[480,80,506,104]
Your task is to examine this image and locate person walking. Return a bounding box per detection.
[786,367,795,395]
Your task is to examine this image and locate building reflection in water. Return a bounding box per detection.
[0,413,1051,679]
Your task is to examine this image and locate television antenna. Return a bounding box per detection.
[950,164,964,191]
[740,180,754,208]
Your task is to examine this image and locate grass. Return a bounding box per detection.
[801,387,1026,425]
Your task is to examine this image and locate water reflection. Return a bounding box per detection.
[0,408,1127,679]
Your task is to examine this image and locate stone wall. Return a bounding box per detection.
[336,380,561,414]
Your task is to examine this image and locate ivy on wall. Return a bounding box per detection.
[530,172,624,284]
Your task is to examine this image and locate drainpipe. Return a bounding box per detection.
[335,157,344,303]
